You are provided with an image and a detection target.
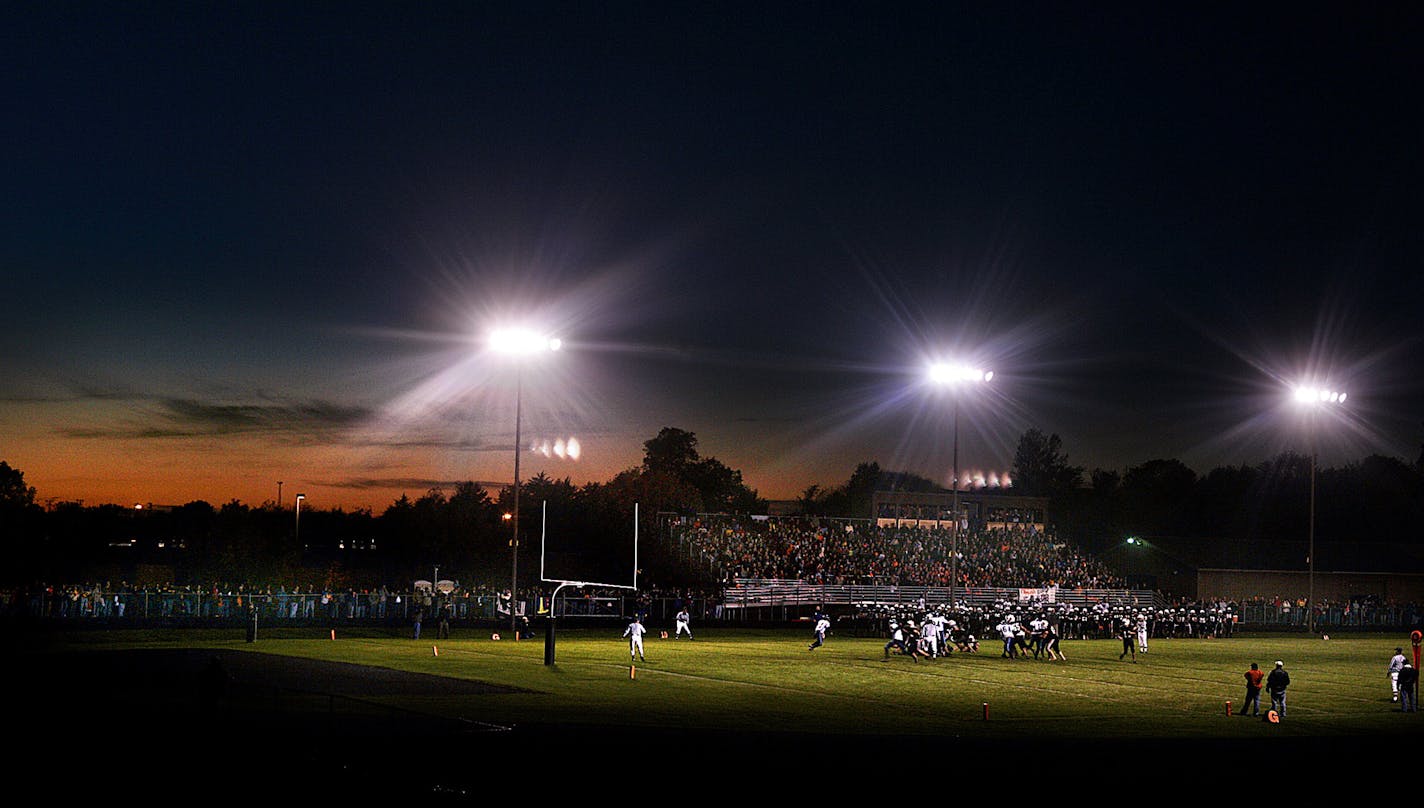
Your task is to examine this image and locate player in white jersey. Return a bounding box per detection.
[622,615,648,662]
[809,612,831,650]
[1028,615,1049,659]
[674,608,693,639]
[1136,614,1149,654]
[997,617,1017,658]
[919,617,938,659]
[1389,647,1408,701]
[883,619,922,662]
[931,613,951,657]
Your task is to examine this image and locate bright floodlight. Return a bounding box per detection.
[1293,384,1346,406]
[928,362,993,385]
[489,328,562,354]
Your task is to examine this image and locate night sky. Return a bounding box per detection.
[5,4,1423,510]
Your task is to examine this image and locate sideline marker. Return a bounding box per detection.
[983,702,989,720]
[330,629,335,641]
[1225,700,1231,716]
[433,645,439,657]
[630,665,636,680]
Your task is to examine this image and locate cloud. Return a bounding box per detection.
[346,433,505,451]
[322,477,509,491]
[323,477,462,490]
[55,396,374,441]
[0,383,147,404]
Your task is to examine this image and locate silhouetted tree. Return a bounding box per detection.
[1120,458,1198,537]
[1010,429,1084,499]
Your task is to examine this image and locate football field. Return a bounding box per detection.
[248,628,1414,739]
[12,626,1419,795]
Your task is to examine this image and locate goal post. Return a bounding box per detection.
[539,501,640,665]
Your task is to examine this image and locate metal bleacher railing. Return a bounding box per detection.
[720,578,1162,612]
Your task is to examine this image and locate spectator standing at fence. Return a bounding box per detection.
[675,607,693,640]
[412,606,423,640]
[1389,647,1407,702]
[1267,661,1290,718]
[623,615,648,662]
[437,598,452,640]
[1238,662,1263,716]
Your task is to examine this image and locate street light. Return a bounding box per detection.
[1291,384,1346,635]
[489,327,562,635]
[928,362,993,607]
[294,493,306,546]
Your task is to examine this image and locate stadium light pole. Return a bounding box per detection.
[489,328,562,636]
[1292,384,1346,635]
[928,362,993,607]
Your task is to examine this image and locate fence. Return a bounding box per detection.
[8,590,511,622]
[1239,600,1424,630]
[14,586,1423,631]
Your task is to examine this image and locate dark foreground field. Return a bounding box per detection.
[5,625,1413,799]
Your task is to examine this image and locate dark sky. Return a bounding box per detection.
[4,4,1422,508]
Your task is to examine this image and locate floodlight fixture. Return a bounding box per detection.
[489,328,562,355]
[1293,384,1346,406]
[928,362,992,385]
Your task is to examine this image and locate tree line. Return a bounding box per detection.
[3,425,1422,587]
[0,427,762,588]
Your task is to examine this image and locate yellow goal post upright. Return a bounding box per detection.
[539,501,639,665]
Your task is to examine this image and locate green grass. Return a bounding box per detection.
[24,627,1420,741]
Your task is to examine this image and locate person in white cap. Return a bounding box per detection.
[1266,660,1290,717]
[1399,662,1418,712]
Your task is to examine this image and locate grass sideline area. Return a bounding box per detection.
[7,625,1418,796]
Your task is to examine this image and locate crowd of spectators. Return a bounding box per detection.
[671,516,1125,590]
[0,580,521,622]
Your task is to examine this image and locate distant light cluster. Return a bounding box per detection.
[529,437,581,460]
[956,470,1012,489]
